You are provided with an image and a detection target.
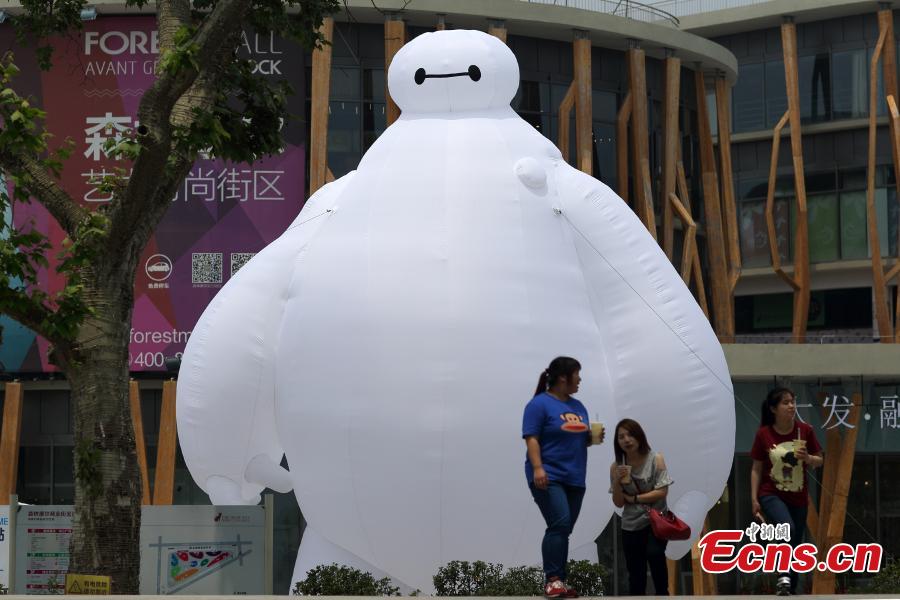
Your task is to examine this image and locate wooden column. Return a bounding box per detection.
[574,31,593,176]
[667,558,678,595]
[385,14,406,126]
[129,380,151,505]
[782,18,811,343]
[812,394,862,593]
[0,382,23,503]
[628,44,656,238]
[716,75,741,292]
[691,518,717,595]
[695,68,734,340]
[879,7,900,280]
[661,52,681,260]
[153,380,178,505]
[557,82,575,163]
[616,92,632,202]
[488,19,507,44]
[872,11,898,342]
[309,17,333,197]
[677,155,711,317]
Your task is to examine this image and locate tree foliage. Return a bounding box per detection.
[0,0,339,591]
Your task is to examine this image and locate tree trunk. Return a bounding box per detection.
[65,280,142,594]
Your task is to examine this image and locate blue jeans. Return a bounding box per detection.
[529,481,586,582]
[760,494,808,594]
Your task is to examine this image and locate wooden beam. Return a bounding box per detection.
[667,559,678,595]
[675,154,711,318]
[309,17,333,197]
[628,48,656,237]
[670,193,696,283]
[782,19,812,344]
[765,110,800,291]
[879,8,900,284]
[384,15,406,126]
[806,500,820,545]
[0,382,23,503]
[716,76,742,290]
[616,91,632,202]
[129,380,151,505]
[695,69,734,341]
[691,518,716,595]
[868,27,893,342]
[153,380,178,505]
[662,56,681,260]
[558,81,575,163]
[488,20,507,44]
[812,394,862,594]
[574,32,593,176]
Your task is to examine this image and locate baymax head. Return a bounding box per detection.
[387,29,520,114]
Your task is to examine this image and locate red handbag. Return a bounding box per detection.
[647,507,691,541]
[634,455,692,541]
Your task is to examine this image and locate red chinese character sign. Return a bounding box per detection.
[1,16,304,372]
[176,30,736,593]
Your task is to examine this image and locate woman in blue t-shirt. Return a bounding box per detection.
[522,356,602,599]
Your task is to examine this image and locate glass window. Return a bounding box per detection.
[875,187,891,257]
[840,190,869,259]
[592,89,617,122]
[18,446,52,505]
[53,445,74,504]
[362,102,386,152]
[363,68,385,102]
[733,63,765,132]
[765,60,788,128]
[707,90,718,137]
[739,200,770,267]
[843,455,877,549]
[798,54,831,123]
[593,122,616,189]
[512,80,542,113]
[330,67,360,100]
[832,49,868,120]
[808,193,839,262]
[879,455,900,560]
[327,101,362,178]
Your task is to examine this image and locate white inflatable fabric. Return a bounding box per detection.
[177,29,735,592]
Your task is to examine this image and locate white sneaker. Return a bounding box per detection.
[776,576,791,596]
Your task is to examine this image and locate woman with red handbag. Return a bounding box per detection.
[610,418,672,596]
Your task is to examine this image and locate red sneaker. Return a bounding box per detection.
[544,577,567,598]
[563,584,580,598]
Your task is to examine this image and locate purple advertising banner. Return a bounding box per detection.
[0,16,306,372]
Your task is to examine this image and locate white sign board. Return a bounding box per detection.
[140,505,265,595]
[0,505,9,590]
[14,505,73,594]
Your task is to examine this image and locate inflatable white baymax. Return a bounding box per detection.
[177,29,735,592]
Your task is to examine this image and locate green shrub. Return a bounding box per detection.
[868,557,900,593]
[433,560,607,596]
[292,563,400,596]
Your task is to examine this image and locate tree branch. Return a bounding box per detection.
[0,150,87,236]
[105,0,252,256]
[0,286,66,348]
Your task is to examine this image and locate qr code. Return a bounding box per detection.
[192,253,223,284]
[230,252,256,277]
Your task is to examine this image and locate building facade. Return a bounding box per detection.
[1,0,899,594]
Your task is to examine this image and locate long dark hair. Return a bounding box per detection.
[534,356,581,397]
[613,418,651,464]
[761,387,795,426]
